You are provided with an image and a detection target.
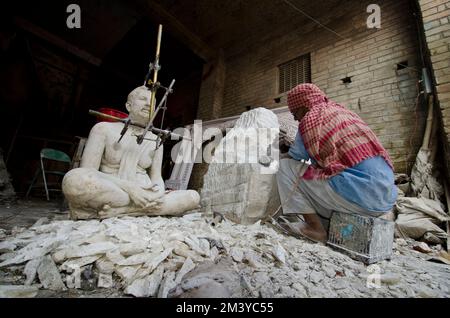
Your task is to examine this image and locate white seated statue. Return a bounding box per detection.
[63,86,200,220]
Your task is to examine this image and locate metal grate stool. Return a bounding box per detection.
[327,211,394,264]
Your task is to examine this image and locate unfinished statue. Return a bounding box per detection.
[201,108,281,225]
[62,86,200,220]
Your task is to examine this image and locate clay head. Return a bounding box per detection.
[126,86,152,124]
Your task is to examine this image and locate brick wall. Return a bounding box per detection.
[418,0,450,173]
[197,52,226,121]
[197,0,426,173]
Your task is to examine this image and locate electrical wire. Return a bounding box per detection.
[282,0,348,41]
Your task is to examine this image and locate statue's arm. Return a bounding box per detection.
[80,123,107,170]
[116,145,165,208]
[79,123,138,191]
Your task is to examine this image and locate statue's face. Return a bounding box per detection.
[126,87,151,123]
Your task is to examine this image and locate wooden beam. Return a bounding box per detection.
[14,16,102,67]
[14,17,140,86]
[141,1,217,62]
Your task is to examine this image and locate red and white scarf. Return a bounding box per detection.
[287,84,394,180]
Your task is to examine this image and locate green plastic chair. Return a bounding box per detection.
[26,148,72,201]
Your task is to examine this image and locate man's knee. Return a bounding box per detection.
[278,158,291,173]
[277,158,297,179]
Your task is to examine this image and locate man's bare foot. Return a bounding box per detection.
[302,214,328,242]
[281,214,327,243]
[296,222,327,243]
[279,220,327,243]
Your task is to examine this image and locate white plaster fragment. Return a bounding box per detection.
[37,256,67,291]
[0,285,39,298]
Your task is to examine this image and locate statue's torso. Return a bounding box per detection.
[100,123,157,188]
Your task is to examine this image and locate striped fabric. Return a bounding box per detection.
[287,84,394,180]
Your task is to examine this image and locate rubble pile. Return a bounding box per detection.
[0,214,449,298]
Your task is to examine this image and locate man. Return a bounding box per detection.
[63,86,200,220]
[277,84,397,243]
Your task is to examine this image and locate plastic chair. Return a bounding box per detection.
[26,148,72,201]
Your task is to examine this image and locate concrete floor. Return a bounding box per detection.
[0,199,69,231]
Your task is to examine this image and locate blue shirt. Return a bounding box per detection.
[289,132,397,213]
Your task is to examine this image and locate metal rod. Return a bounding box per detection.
[152,79,175,124]
[137,79,175,144]
[88,110,191,141]
[160,99,167,130]
[89,110,132,125]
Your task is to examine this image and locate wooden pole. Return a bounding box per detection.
[422,95,434,150]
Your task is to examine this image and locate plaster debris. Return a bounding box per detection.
[37,256,66,291]
[272,244,287,265]
[95,258,115,274]
[98,273,113,289]
[0,285,38,298]
[0,242,16,254]
[119,242,148,257]
[24,257,42,286]
[65,242,117,259]
[60,256,101,273]
[380,273,401,286]
[158,271,176,298]
[174,258,195,285]
[230,248,244,263]
[0,213,449,298]
[413,242,433,254]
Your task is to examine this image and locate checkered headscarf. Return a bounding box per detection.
[287,83,329,112]
[287,84,394,179]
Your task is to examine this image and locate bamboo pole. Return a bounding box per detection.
[422,95,434,150]
[150,25,163,120]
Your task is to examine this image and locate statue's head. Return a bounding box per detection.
[125,86,151,124]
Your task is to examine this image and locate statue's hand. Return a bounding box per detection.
[150,184,160,192]
[141,183,161,192]
[127,185,164,208]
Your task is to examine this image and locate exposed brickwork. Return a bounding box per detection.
[419,0,450,173]
[197,52,226,121]
[197,0,425,173]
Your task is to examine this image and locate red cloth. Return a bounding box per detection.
[287,84,394,180]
